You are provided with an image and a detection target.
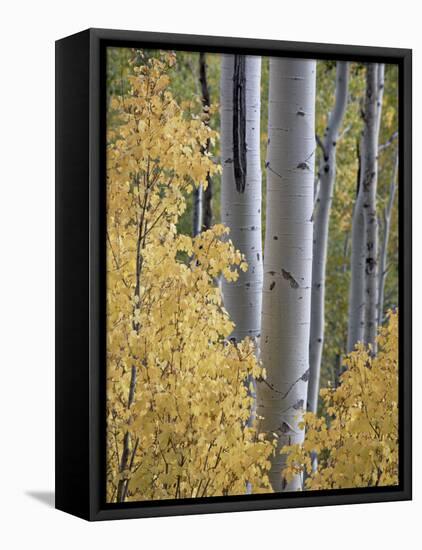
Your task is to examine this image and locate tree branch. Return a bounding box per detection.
[315,133,326,158]
[378,131,398,152]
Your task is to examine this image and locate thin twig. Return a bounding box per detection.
[378,131,398,152]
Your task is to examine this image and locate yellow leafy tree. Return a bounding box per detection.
[106,52,274,503]
[282,311,398,490]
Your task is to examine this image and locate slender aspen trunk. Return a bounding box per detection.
[116,175,149,502]
[193,185,202,236]
[203,175,213,230]
[258,58,316,492]
[362,64,384,351]
[221,54,263,344]
[378,149,398,324]
[116,363,136,502]
[199,52,213,231]
[308,62,349,414]
[347,64,383,353]
[347,150,366,353]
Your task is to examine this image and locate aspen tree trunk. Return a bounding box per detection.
[221,54,263,344]
[200,52,213,231]
[362,64,384,351]
[193,186,202,236]
[378,149,398,324]
[258,58,316,492]
[347,63,384,353]
[116,366,137,502]
[347,149,366,353]
[308,62,349,414]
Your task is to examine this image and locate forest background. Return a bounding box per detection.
[107,49,399,396]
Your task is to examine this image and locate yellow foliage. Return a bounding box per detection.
[106,53,273,502]
[282,311,399,490]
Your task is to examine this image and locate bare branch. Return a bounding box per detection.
[338,124,351,141]
[378,131,398,152]
[315,133,326,158]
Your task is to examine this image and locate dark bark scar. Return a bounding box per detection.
[281,269,300,289]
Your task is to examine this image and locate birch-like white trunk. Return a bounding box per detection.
[378,149,398,324]
[221,55,263,344]
[347,63,385,353]
[193,185,202,236]
[362,64,384,351]
[308,62,349,414]
[258,58,316,492]
[347,158,366,353]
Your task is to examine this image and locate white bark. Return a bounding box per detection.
[347,64,384,353]
[347,157,366,353]
[258,58,316,492]
[378,148,398,324]
[363,64,384,351]
[308,62,349,414]
[193,184,202,236]
[221,55,263,344]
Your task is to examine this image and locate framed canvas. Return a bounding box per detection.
[55,28,412,521]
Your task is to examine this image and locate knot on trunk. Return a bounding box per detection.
[281,269,300,289]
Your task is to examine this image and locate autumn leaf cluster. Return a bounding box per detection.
[282,311,398,490]
[106,53,274,502]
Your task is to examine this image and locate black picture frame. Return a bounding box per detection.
[55,28,412,521]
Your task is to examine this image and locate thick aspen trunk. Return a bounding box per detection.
[308,62,349,414]
[362,64,384,351]
[221,54,263,344]
[378,149,398,324]
[258,58,316,492]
